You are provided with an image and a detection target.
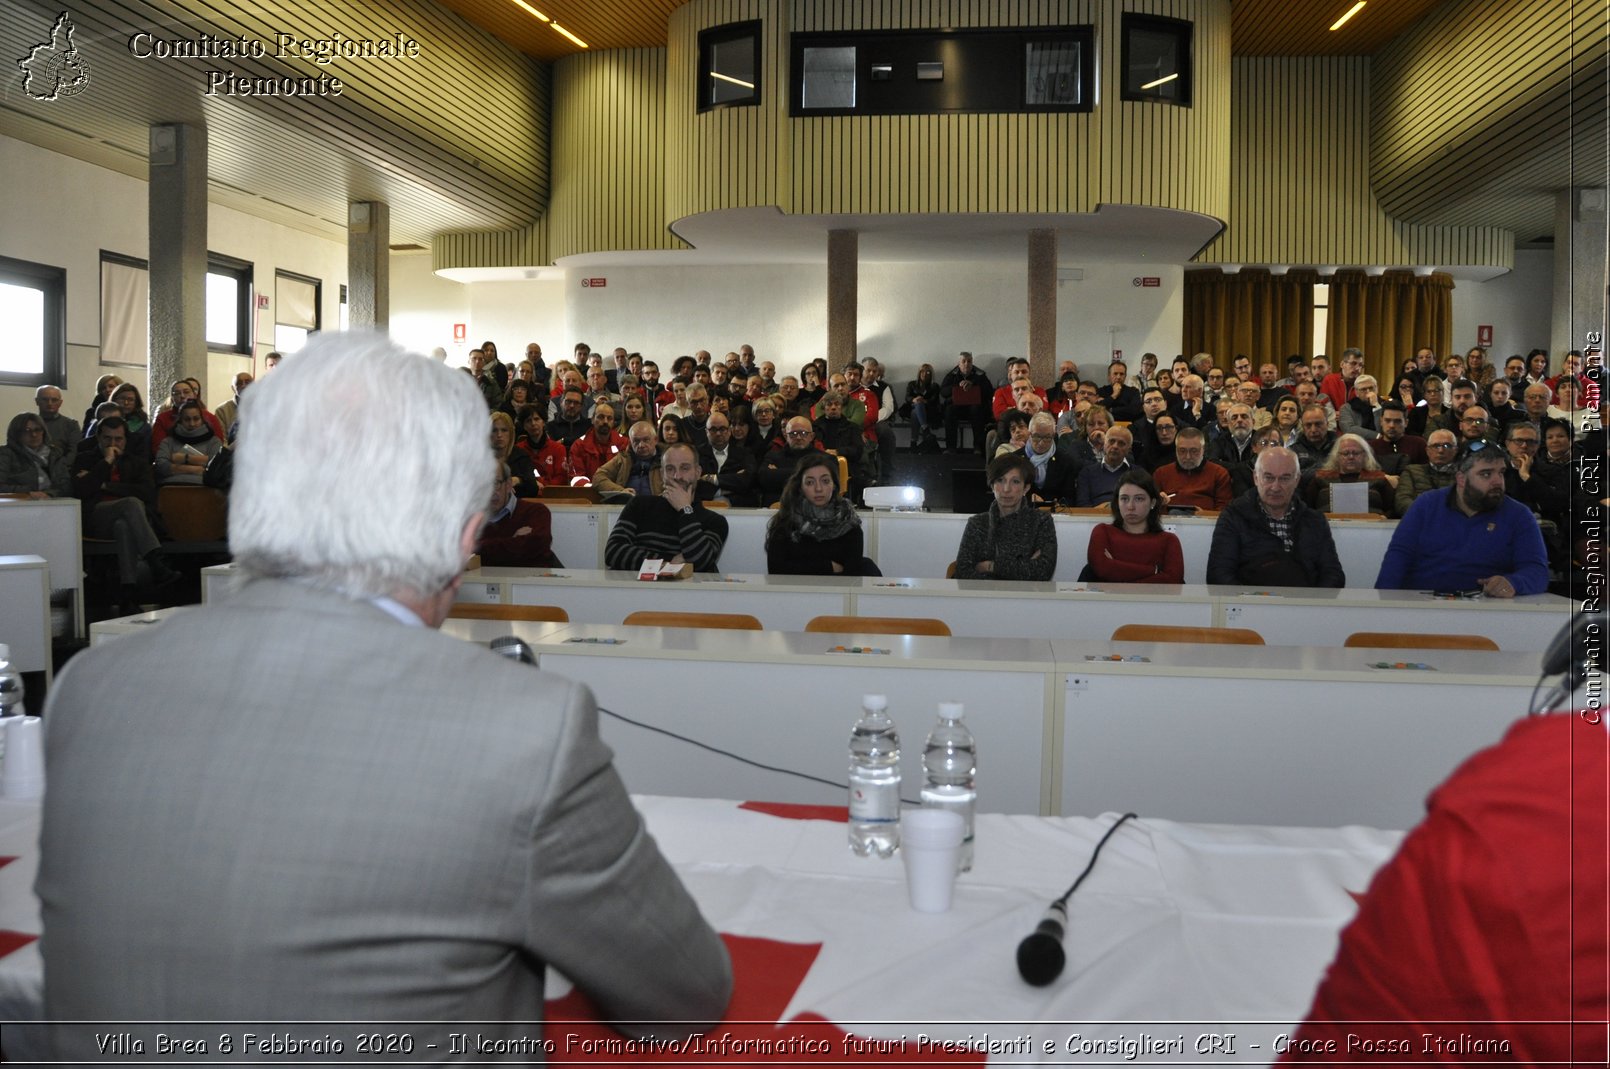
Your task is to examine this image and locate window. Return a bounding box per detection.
[698,21,761,111]
[274,270,321,354]
[1122,15,1192,106]
[0,255,66,388]
[792,28,1093,116]
[1025,36,1087,109]
[206,253,253,353]
[100,251,149,368]
[1314,282,1330,357]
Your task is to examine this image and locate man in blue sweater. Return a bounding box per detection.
[1375,441,1550,596]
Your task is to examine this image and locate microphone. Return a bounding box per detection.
[1533,613,1603,715]
[1016,901,1068,986]
[489,636,536,665]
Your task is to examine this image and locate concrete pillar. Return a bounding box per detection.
[1553,188,1607,359]
[348,201,390,331]
[827,229,857,369]
[147,123,207,397]
[1027,229,1058,383]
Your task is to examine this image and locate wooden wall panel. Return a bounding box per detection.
[548,48,687,258]
[1369,0,1608,240]
[780,0,1228,220]
[1197,57,1512,270]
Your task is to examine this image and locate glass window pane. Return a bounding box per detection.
[1125,21,1189,101]
[1026,41,1082,106]
[206,272,239,348]
[0,282,45,375]
[801,46,856,110]
[708,35,756,105]
[274,324,309,354]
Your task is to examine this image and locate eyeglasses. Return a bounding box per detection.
[1461,417,1488,425]
[1510,437,1539,447]
[1427,441,1456,449]
[785,430,813,439]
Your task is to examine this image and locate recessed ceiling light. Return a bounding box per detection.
[551,21,588,48]
[1329,1,1366,31]
[506,0,588,48]
[509,0,549,22]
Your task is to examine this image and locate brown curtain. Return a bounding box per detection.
[1183,269,1317,367]
[1325,271,1454,386]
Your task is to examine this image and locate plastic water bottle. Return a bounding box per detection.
[921,701,976,872]
[0,644,23,761]
[847,694,901,858]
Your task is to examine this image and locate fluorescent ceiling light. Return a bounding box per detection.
[1140,72,1178,90]
[709,71,754,89]
[509,0,550,21]
[1329,1,1366,31]
[551,21,588,48]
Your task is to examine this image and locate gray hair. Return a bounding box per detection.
[232,332,493,601]
[1322,433,1381,471]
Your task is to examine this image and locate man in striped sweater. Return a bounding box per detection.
[604,442,728,573]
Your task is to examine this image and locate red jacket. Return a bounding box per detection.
[568,430,628,479]
[477,497,561,567]
[518,435,570,485]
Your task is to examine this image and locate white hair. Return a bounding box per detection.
[231,332,494,600]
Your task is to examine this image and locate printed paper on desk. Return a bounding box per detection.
[637,559,693,581]
[1329,481,1369,514]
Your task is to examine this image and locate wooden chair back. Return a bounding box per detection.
[448,603,570,623]
[1343,631,1499,651]
[542,485,602,503]
[1111,623,1265,645]
[622,610,763,631]
[804,615,952,637]
[156,485,228,542]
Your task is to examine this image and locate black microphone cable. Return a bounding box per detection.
[1017,810,1138,986]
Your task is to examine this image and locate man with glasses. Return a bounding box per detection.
[1018,412,1077,505]
[1319,347,1366,414]
[1207,446,1345,587]
[1457,406,1495,446]
[697,411,757,506]
[1292,405,1337,471]
[758,416,824,506]
[476,462,560,568]
[1395,429,1460,517]
[1502,421,1569,531]
[1153,427,1232,510]
[1375,441,1549,596]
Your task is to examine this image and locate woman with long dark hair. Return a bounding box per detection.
[765,452,878,576]
[1085,470,1184,583]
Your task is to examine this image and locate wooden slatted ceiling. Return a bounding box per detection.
[1368,0,1608,239]
[432,0,683,60]
[0,0,549,244]
[1196,56,1510,268]
[1230,0,1447,57]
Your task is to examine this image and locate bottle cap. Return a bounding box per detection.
[862,694,888,711]
[938,701,964,720]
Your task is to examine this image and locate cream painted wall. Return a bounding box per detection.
[1450,250,1554,359]
[538,260,1186,387]
[389,252,472,362]
[0,135,345,423]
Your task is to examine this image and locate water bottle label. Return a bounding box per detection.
[848,785,899,822]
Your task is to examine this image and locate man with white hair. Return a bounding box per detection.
[33,384,79,450]
[38,334,731,1050]
[1206,446,1345,586]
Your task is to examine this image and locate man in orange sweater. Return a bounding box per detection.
[1152,428,1231,509]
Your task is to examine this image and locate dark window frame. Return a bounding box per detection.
[0,254,67,390]
[207,252,253,355]
[697,20,762,112]
[1121,13,1193,107]
[790,26,1095,117]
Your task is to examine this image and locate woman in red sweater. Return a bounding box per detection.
[1084,470,1184,583]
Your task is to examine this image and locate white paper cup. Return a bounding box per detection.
[902,809,964,912]
[2,716,44,800]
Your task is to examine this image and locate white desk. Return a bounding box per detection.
[0,555,51,686]
[1216,587,1571,652]
[0,499,82,638]
[1053,639,1557,830]
[0,794,1407,1064]
[89,607,191,645]
[443,620,1058,816]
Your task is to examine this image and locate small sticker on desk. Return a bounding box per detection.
[1058,585,1091,593]
[1240,590,1283,598]
[1085,654,1151,663]
[564,637,626,645]
[130,618,163,626]
[873,581,912,588]
[1423,590,1482,600]
[828,645,891,655]
[698,576,748,583]
[1368,661,1437,671]
[531,571,568,579]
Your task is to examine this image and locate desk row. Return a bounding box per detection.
[98,608,1573,831]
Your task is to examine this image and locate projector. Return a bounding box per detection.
[863,485,925,511]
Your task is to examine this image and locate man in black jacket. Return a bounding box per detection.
[940,351,992,454]
[72,416,178,592]
[1206,446,1345,587]
[1096,360,1143,422]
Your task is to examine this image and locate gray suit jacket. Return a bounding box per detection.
[38,579,730,1051]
